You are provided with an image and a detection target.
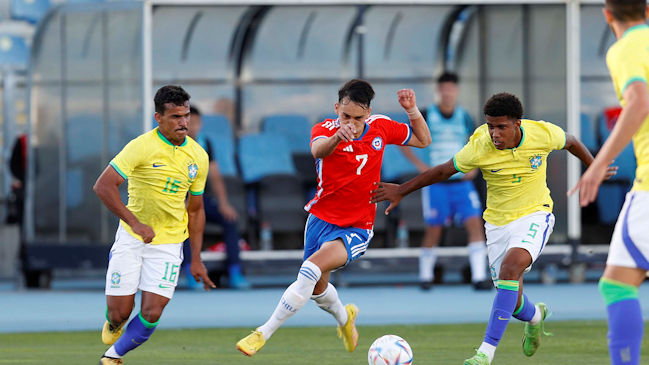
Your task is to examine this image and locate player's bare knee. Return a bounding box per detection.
[107,307,130,325]
[498,262,524,280]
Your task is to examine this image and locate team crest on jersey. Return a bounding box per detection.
[188,163,198,180]
[530,155,542,169]
[371,136,383,151]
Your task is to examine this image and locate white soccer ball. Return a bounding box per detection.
[368,334,413,365]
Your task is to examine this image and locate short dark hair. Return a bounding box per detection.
[483,93,524,120]
[437,72,459,84]
[338,79,375,108]
[606,0,646,21]
[154,85,190,115]
[190,105,201,116]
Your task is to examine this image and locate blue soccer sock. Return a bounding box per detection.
[111,312,158,357]
[483,279,519,347]
[599,278,644,365]
[512,293,536,322]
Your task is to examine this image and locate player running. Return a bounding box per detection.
[372,92,616,365]
[569,1,649,364]
[236,79,431,356]
[94,85,215,364]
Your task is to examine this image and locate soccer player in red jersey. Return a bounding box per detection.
[237,79,431,356]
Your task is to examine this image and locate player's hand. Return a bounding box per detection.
[190,260,216,291]
[334,122,356,142]
[370,182,403,215]
[604,163,618,180]
[219,201,238,222]
[132,222,155,243]
[567,160,612,207]
[397,89,417,110]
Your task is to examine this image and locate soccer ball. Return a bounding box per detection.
[368,334,413,365]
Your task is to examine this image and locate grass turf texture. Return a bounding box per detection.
[0,321,635,364]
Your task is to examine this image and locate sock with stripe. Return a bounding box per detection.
[258,260,321,340]
[479,279,519,363]
[599,278,643,365]
[512,293,540,324]
[107,312,158,358]
[311,282,348,326]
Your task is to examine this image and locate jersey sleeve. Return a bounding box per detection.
[608,44,648,96]
[542,121,567,151]
[453,128,482,173]
[109,139,143,180]
[310,120,337,145]
[189,149,209,196]
[380,118,412,146]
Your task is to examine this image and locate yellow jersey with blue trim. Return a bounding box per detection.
[453,119,566,226]
[109,127,209,244]
[606,24,649,191]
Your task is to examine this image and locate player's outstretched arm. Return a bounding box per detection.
[93,166,155,243]
[397,89,431,148]
[370,159,458,214]
[569,82,649,206]
[187,193,216,291]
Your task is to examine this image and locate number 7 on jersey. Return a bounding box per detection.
[356,154,368,175]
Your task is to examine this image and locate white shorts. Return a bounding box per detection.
[607,191,649,270]
[105,224,184,299]
[485,211,555,285]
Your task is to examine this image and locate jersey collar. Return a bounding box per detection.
[622,24,649,39]
[156,128,187,147]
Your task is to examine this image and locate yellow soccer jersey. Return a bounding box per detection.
[606,24,649,191]
[453,119,566,226]
[109,128,209,244]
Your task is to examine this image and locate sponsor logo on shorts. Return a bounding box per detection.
[158,284,171,289]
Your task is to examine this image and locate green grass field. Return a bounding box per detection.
[0,321,633,364]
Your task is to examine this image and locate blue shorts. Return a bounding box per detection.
[421,180,482,226]
[303,214,374,266]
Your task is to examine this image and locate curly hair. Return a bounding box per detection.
[483,92,523,120]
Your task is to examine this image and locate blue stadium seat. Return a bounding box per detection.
[595,107,636,224]
[11,0,51,24]
[238,133,296,184]
[262,114,311,154]
[202,114,234,145]
[580,113,598,153]
[0,34,28,68]
[209,134,237,177]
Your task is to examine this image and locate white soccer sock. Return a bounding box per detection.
[468,241,488,282]
[104,346,121,359]
[258,261,321,340]
[419,247,437,282]
[478,342,496,363]
[529,304,542,325]
[311,282,348,326]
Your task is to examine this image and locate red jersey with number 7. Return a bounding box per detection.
[304,115,413,229]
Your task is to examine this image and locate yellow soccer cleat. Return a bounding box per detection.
[99,356,123,365]
[337,304,359,352]
[101,321,125,345]
[236,330,266,357]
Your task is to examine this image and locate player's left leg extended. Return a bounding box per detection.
[102,292,168,361]
[465,248,530,365]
